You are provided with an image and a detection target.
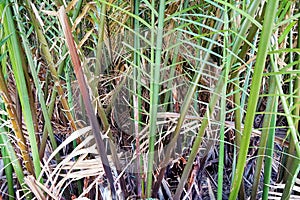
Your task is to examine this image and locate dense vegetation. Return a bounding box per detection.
[0,0,299,199]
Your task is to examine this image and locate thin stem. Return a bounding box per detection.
[146,0,166,197]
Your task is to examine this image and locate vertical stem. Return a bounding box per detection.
[217,2,229,199]
[133,0,142,197]
[58,7,117,199]
[146,0,166,197]
[250,53,278,199]
[1,0,41,179]
[12,2,59,161]
[279,6,300,199]
[229,1,279,199]
[262,78,277,200]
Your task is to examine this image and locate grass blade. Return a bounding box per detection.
[1,0,41,179]
[58,7,117,199]
[229,1,279,199]
[146,0,166,197]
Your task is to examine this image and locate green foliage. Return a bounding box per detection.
[0,0,299,199]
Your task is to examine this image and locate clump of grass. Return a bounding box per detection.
[0,0,299,199]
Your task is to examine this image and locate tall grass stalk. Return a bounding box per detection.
[11,2,59,161]
[0,57,35,174]
[229,1,279,199]
[39,0,83,158]
[217,3,230,199]
[272,29,300,200]
[92,2,128,196]
[225,1,262,197]
[58,7,117,198]
[146,0,166,197]
[24,0,77,132]
[281,4,300,187]
[1,0,42,179]
[132,0,142,196]
[250,53,279,199]
[23,0,80,161]
[262,77,278,199]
